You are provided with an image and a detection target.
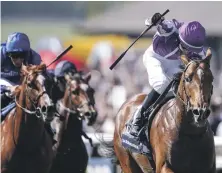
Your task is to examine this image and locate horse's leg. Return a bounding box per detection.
[160,163,174,173]
[113,94,148,173]
[114,133,143,173]
[116,148,143,173]
[131,153,153,173]
[155,147,166,173]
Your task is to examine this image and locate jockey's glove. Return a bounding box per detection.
[5,85,19,98]
[145,13,165,26]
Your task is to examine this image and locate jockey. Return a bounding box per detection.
[54,60,78,97]
[126,13,206,141]
[1,32,41,108]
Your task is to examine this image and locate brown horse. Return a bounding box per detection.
[112,48,215,173]
[50,72,97,173]
[1,64,55,173]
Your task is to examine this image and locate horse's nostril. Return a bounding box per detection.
[192,109,199,116]
[41,105,47,113]
[84,112,90,117]
[204,109,211,119]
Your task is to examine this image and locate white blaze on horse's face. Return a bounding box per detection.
[36,74,54,122]
[36,74,51,106]
[181,50,213,124]
[197,68,204,81]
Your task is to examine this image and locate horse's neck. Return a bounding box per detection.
[64,116,82,145]
[173,97,207,136]
[62,89,70,106]
[14,84,44,146]
[60,96,83,143]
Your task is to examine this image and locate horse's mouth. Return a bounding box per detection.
[186,108,210,128]
[191,119,207,128]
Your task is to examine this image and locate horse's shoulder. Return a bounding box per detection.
[1,108,16,129]
[153,98,178,127]
[162,98,177,111]
[128,93,147,105]
[117,93,146,112]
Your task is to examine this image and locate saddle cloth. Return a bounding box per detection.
[1,102,16,121]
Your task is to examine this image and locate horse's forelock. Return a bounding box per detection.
[38,63,47,71]
[26,63,46,73]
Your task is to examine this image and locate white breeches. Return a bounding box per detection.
[0,78,13,87]
[143,46,182,94]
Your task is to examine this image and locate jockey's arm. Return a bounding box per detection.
[0,45,15,79]
[154,19,184,37]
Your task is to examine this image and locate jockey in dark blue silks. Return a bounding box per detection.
[54,60,78,95]
[1,32,42,110]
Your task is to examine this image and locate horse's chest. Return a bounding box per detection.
[168,134,215,173]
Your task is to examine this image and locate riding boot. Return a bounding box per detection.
[129,89,160,137]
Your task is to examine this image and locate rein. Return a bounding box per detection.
[12,70,51,148]
[173,60,212,110]
[14,72,49,118]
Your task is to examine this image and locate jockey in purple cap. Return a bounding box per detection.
[1,32,42,108]
[124,13,207,149]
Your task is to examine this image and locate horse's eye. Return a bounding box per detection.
[185,76,192,83]
[72,89,80,96]
[27,82,33,87]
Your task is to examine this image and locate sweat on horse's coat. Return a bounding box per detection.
[111,49,215,173]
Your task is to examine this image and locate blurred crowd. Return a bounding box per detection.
[37,36,222,135]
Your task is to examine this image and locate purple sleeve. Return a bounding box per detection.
[156,19,184,36]
[172,19,184,29]
[152,19,183,59]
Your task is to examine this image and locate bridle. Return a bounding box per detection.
[15,71,49,118]
[176,60,213,113]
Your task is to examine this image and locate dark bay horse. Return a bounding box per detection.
[1,64,55,173]
[112,48,215,173]
[50,72,97,173]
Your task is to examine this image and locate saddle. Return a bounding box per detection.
[122,79,177,171]
[1,98,16,121]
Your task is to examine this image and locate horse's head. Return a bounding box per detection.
[80,72,97,125]
[178,48,214,126]
[64,73,97,125]
[21,63,55,122]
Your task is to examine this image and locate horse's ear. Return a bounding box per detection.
[83,72,91,83]
[14,85,22,96]
[64,74,70,82]
[37,63,47,71]
[21,64,28,76]
[181,54,189,65]
[206,47,212,58]
[203,48,212,65]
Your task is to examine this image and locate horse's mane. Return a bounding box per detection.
[19,63,47,86]
[25,63,47,73]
